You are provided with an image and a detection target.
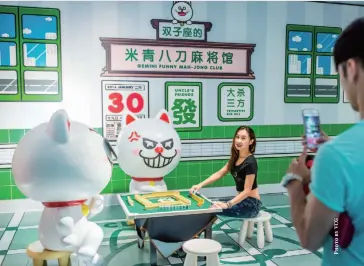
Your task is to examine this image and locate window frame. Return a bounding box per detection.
[284,24,342,104]
[0,5,62,102]
[0,6,21,101]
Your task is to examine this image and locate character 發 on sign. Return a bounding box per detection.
[116,109,182,194]
[11,109,115,266]
[171,1,193,25]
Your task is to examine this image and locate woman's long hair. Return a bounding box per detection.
[227,126,256,171]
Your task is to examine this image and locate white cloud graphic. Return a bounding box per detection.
[317,44,323,49]
[332,34,337,38]
[292,35,302,42]
[303,48,308,51]
[1,33,9,38]
[45,17,52,22]
[23,28,32,35]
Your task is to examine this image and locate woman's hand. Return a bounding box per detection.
[212,201,229,209]
[189,184,202,194]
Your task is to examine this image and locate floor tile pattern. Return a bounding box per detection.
[0,193,322,265]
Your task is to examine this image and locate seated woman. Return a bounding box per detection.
[190,126,262,218]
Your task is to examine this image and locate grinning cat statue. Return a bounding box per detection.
[12,109,115,266]
[116,109,182,194]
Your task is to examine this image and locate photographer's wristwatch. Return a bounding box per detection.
[281,173,302,188]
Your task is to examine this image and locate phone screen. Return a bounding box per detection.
[302,109,321,150]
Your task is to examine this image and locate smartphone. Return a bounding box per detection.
[302,109,321,151]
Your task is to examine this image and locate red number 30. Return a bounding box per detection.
[108,92,124,113]
[108,92,144,114]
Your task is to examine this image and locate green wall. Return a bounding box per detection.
[0,123,353,200]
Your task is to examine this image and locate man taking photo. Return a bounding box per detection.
[281,17,364,266]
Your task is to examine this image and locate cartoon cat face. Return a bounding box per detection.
[12,110,114,202]
[171,1,193,22]
[116,110,181,178]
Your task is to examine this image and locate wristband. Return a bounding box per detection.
[226,201,233,208]
[281,173,302,188]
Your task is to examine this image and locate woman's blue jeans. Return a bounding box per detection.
[219,196,262,218]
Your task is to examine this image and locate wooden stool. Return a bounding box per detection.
[26,241,71,266]
[182,238,221,266]
[239,211,273,249]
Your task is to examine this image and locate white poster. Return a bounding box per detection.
[218,83,254,121]
[102,80,149,142]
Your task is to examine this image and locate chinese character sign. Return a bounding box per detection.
[159,22,205,41]
[102,81,149,141]
[165,82,202,131]
[218,83,254,121]
[110,44,248,74]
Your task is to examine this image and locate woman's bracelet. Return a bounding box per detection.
[226,201,233,208]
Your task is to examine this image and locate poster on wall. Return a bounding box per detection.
[165,81,202,132]
[102,80,149,141]
[218,83,254,121]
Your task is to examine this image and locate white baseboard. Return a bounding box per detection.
[0,184,286,213]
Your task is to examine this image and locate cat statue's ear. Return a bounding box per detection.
[154,109,171,124]
[46,109,71,144]
[121,112,139,128]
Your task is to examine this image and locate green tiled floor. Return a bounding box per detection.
[272,254,322,265]
[259,194,290,207]
[246,227,302,252]
[271,207,292,221]
[0,213,13,228]
[0,193,322,265]
[10,228,38,250]
[18,211,41,227]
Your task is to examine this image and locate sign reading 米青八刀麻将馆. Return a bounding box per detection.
[165,82,202,132]
[100,1,256,80]
[100,38,255,79]
[218,83,254,122]
[151,19,210,41]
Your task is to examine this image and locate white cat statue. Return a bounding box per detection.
[116,109,181,194]
[12,109,115,266]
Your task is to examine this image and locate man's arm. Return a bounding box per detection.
[286,143,346,251]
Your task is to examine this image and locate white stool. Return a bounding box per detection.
[182,238,222,266]
[238,211,273,249]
